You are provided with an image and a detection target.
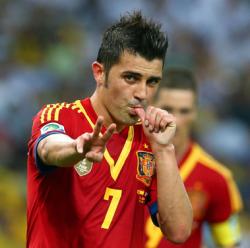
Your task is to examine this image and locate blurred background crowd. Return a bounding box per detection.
[0,0,249,247]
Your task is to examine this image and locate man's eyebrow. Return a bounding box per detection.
[122,71,142,77]
[122,71,162,81]
[148,76,162,81]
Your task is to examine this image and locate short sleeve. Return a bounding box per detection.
[28,102,77,173]
[206,172,243,223]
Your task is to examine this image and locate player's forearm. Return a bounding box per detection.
[153,144,193,243]
[37,134,83,167]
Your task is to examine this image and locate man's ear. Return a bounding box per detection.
[92,61,105,87]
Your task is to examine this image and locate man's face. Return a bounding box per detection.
[155,88,197,146]
[97,51,163,126]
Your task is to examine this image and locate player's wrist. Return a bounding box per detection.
[151,143,175,153]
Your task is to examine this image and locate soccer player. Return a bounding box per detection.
[27,12,193,248]
[144,68,243,248]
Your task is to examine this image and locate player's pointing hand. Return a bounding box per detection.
[75,116,116,162]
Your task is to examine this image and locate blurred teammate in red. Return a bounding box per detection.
[27,13,193,248]
[144,68,243,248]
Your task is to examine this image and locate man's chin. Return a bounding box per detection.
[124,114,140,125]
[128,117,139,125]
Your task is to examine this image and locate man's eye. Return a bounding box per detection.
[124,75,137,82]
[147,79,160,86]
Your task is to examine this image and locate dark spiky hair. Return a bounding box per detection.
[97,11,168,75]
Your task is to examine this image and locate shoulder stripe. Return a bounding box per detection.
[47,104,60,121]
[40,104,51,124]
[199,149,231,177]
[180,144,201,181]
[40,103,67,124]
[46,107,53,121]
[54,103,66,121]
[198,148,243,212]
[71,105,77,110]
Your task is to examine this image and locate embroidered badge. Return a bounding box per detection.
[74,158,93,176]
[136,151,155,186]
[40,122,65,134]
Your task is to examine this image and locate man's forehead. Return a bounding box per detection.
[117,51,163,75]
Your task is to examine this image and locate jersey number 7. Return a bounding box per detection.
[101,187,122,229]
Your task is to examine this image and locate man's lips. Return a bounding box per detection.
[128,106,143,116]
[130,105,145,120]
[129,107,139,115]
[132,105,143,108]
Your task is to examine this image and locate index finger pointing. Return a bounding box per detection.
[92,116,104,139]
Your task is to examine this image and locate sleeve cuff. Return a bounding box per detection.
[148,201,159,227]
[34,131,65,174]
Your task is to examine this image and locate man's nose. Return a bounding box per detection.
[134,82,147,101]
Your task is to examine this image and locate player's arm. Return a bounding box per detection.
[37,116,116,167]
[136,107,193,244]
[154,144,192,244]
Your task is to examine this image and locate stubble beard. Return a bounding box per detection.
[117,109,139,126]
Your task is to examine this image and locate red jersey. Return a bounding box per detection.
[27,98,157,248]
[144,143,242,248]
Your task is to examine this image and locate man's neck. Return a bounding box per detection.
[174,138,191,165]
[90,93,124,132]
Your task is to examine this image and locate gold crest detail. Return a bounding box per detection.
[74,159,93,176]
[136,151,155,186]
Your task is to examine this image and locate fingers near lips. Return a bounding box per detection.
[134,107,146,122]
[144,107,176,133]
[159,112,176,132]
[146,106,157,132]
[145,107,165,132]
[154,110,165,133]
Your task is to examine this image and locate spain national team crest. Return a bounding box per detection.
[136,151,155,186]
[74,158,93,176]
